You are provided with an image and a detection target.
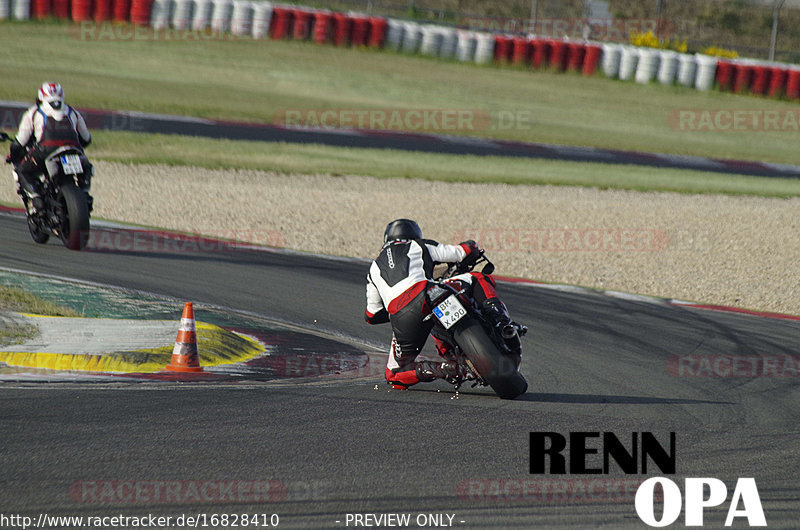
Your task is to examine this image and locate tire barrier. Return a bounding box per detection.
[94,0,113,21]
[511,37,530,66]
[635,47,659,84]
[455,30,476,62]
[13,0,30,19]
[130,0,152,25]
[694,54,718,91]
[474,32,494,65]
[656,50,678,85]
[619,46,639,81]
[32,0,50,18]
[0,0,11,20]
[787,68,800,100]
[419,24,441,56]
[601,43,621,78]
[400,20,421,54]
[191,0,212,30]
[291,7,311,40]
[72,0,92,22]
[210,0,232,33]
[9,0,800,102]
[384,18,404,51]
[439,26,457,59]
[251,0,271,38]
[113,0,130,21]
[230,0,253,36]
[676,53,697,87]
[149,0,168,30]
[171,0,193,31]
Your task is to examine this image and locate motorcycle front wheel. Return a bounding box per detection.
[57,182,90,251]
[27,215,49,244]
[453,318,528,400]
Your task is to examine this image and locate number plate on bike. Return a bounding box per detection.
[433,295,467,329]
[60,154,82,175]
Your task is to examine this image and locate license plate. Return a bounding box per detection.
[61,154,82,175]
[433,295,467,329]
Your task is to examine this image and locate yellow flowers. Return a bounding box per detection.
[700,45,739,59]
[629,30,687,53]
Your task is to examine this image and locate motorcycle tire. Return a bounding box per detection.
[453,319,528,400]
[58,182,90,251]
[27,216,49,245]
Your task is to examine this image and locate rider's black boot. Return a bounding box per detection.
[416,360,470,385]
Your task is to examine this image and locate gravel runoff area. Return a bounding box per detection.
[2,161,798,315]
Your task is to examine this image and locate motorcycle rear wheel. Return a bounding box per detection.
[453,319,528,399]
[58,182,90,251]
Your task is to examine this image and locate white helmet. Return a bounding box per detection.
[38,82,66,119]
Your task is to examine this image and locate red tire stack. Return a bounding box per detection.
[715,60,734,91]
[768,67,787,98]
[32,0,52,19]
[583,44,602,76]
[71,0,93,21]
[312,11,332,43]
[112,0,130,21]
[52,0,70,18]
[350,16,369,47]
[786,69,800,100]
[270,6,292,40]
[93,0,111,21]
[566,42,586,72]
[331,12,352,46]
[750,65,770,96]
[511,37,530,65]
[368,17,387,48]
[493,35,512,64]
[732,64,753,94]
[548,40,567,71]
[292,9,312,40]
[129,0,152,24]
[530,38,549,69]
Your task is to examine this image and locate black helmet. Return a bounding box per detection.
[384,219,422,242]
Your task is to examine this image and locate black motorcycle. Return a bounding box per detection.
[427,251,528,399]
[2,132,91,251]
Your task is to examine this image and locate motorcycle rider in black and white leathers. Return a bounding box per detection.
[365,219,521,389]
[6,83,92,216]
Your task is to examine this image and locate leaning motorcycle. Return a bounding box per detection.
[426,251,528,399]
[1,132,91,251]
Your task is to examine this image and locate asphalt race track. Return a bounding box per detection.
[1,213,799,528]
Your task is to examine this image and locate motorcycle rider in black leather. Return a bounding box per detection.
[7,83,92,216]
[365,219,521,389]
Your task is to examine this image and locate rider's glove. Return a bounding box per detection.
[8,141,25,165]
[459,240,481,265]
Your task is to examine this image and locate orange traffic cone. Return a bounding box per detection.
[166,302,203,372]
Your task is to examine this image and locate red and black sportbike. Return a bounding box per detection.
[2,132,91,250]
[427,251,528,399]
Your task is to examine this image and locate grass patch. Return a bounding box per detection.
[0,285,81,316]
[0,322,37,347]
[90,131,800,197]
[0,285,80,347]
[0,21,798,165]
